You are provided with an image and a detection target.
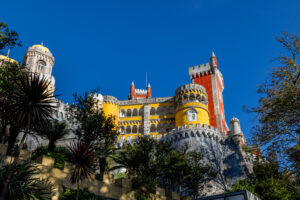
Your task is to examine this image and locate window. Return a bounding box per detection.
[120,110,125,118]
[37,60,46,71]
[187,109,197,122]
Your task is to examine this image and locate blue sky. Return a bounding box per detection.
[1,0,300,139]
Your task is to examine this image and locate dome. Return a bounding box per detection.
[0,55,18,64]
[31,44,50,53]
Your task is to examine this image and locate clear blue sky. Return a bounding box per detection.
[1,0,300,139]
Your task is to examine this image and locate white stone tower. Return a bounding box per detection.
[23,44,55,93]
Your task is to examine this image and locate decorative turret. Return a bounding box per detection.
[147,83,152,98]
[230,117,245,145]
[210,51,218,69]
[103,95,120,125]
[174,83,210,128]
[23,43,55,93]
[128,82,152,100]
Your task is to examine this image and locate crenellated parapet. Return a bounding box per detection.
[167,123,225,143]
[103,95,119,105]
[175,83,208,106]
[188,62,212,79]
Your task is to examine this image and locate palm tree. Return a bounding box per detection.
[37,119,69,152]
[11,73,57,154]
[68,141,95,200]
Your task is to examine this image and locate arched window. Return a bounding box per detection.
[190,93,195,101]
[37,60,46,71]
[150,107,156,115]
[120,110,125,118]
[196,94,201,102]
[150,124,156,133]
[126,109,131,117]
[139,108,144,116]
[119,126,125,134]
[138,125,143,133]
[132,125,138,133]
[126,126,131,134]
[187,109,197,122]
[132,108,138,116]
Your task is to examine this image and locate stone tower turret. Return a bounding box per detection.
[23,44,55,93]
[174,83,210,128]
[230,117,245,145]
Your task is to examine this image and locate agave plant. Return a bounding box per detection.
[0,159,53,200]
[11,73,57,154]
[68,141,95,200]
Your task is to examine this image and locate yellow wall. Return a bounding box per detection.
[175,102,209,127]
[103,102,119,124]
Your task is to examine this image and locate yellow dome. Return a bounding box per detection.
[31,44,50,53]
[0,55,18,64]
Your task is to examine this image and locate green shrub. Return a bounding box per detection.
[32,146,72,169]
[61,188,104,200]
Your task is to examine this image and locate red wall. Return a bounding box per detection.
[193,74,217,128]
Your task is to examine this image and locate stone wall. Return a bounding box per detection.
[0,145,181,200]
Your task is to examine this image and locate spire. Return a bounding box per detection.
[131,81,134,86]
[6,49,10,57]
[210,51,218,68]
[211,51,216,57]
[147,83,151,88]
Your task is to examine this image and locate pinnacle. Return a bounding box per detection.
[148,83,151,87]
[211,51,216,57]
[131,81,135,86]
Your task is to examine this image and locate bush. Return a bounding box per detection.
[61,188,104,200]
[32,146,72,169]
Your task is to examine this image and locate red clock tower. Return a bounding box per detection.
[189,52,228,133]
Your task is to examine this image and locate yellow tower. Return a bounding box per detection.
[102,95,120,125]
[175,83,210,127]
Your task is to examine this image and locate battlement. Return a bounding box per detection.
[168,123,226,143]
[103,95,119,105]
[175,83,207,96]
[188,62,212,79]
[135,89,147,95]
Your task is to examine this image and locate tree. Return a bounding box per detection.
[183,151,217,198]
[251,32,300,171]
[232,160,300,200]
[0,21,21,54]
[111,136,216,198]
[37,119,69,152]
[0,60,24,153]
[68,91,118,180]
[0,159,53,200]
[11,73,57,155]
[68,141,95,200]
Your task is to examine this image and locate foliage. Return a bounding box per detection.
[232,160,300,200]
[0,60,24,153]
[251,32,300,171]
[68,141,96,200]
[241,144,256,154]
[31,146,72,169]
[68,90,118,180]
[111,136,216,198]
[36,119,69,152]
[0,21,21,54]
[11,73,56,130]
[0,159,53,200]
[61,188,103,200]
